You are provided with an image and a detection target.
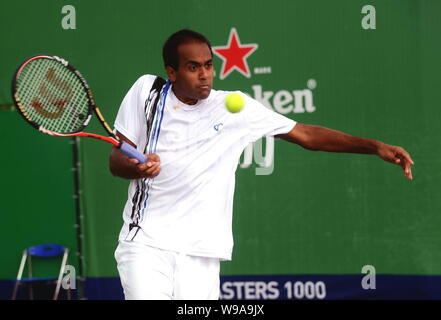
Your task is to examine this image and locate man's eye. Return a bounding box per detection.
[189,65,198,71]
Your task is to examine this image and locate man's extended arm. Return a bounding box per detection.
[276,123,414,180]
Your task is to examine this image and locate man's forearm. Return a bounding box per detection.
[278,123,413,180]
[296,125,382,155]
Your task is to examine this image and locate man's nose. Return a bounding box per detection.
[199,66,209,79]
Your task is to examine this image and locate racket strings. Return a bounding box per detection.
[16,59,90,134]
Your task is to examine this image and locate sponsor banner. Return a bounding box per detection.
[220,274,441,300]
[3,274,439,300]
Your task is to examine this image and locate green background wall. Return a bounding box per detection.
[1,0,440,296]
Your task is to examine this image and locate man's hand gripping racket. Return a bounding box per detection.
[12,55,147,163]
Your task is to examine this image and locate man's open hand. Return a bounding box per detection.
[377,143,414,180]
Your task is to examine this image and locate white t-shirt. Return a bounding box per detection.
[114,75,296,261]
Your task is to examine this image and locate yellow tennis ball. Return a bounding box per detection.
[225,93,245,113]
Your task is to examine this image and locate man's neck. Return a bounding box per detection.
[172,87,198,105]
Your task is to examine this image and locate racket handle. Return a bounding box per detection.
[119,141,148,164]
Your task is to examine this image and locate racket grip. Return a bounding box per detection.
[119,141,148,164]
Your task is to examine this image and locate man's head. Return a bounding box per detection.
[163,29,214,104]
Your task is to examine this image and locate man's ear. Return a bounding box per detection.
[166,66,177,82]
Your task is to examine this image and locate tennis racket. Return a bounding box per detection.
[11,54,147,163]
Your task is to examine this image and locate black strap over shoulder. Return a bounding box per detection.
[144,76,166,149]
[150,75,167,93]
[127,76,167,236]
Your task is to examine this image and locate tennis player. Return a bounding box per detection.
[110,29,414,300]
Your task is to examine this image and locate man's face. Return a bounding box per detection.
[167,41,214,103]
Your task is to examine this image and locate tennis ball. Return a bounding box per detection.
[225,93,245,113]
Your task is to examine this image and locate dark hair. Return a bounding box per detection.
[162,29,213,70]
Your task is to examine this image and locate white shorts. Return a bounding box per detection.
[114,240,220,300]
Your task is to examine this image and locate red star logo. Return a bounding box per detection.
[213,28,258,80]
